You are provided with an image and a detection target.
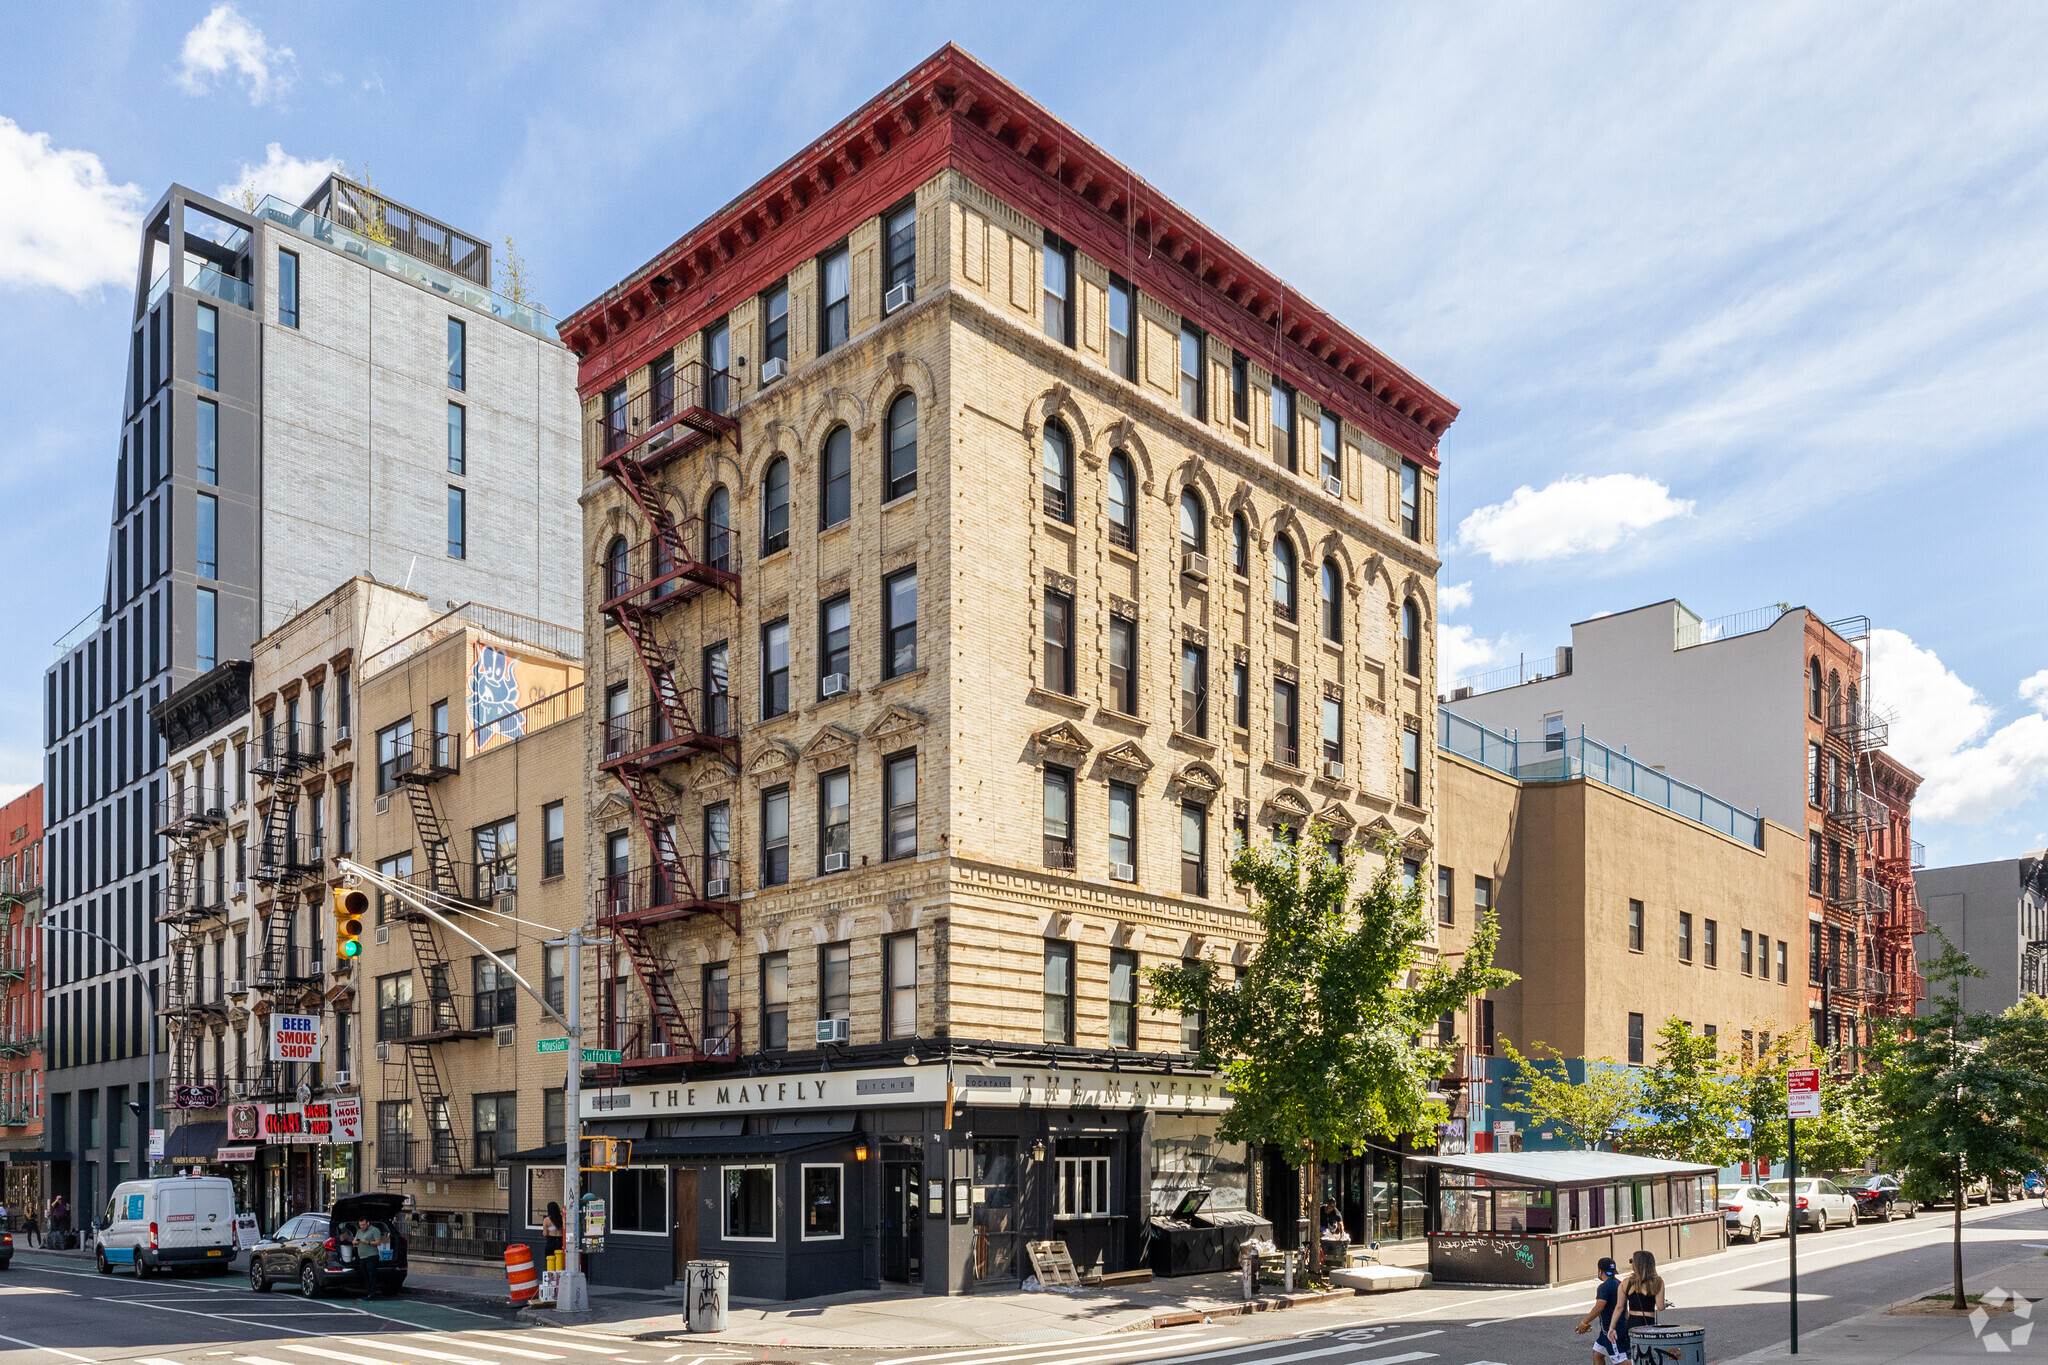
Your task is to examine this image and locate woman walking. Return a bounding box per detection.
[1605,1249,1669,1358]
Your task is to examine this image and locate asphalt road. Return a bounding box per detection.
[0,1199,2040,1365]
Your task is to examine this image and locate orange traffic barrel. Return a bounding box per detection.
[504,1243,539,1303]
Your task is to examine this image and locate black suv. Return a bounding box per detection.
[249,1193,408,1297]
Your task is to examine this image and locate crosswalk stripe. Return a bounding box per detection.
[519,1331,634,1345]
[414,1337,566,1362]
[337,1340,498,1365]
[136,1357,192,1365]
[882,1333,1225,1365]
[277,1344,420,1365]
[1157,1338,1438,1365]
[240,1358,306,1365]
[469,1333,629,1357]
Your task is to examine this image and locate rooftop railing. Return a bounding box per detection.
[1439,710,1764,847]
[53,607,100,658]
[253,195,557,339]
[1675,603,1790,651]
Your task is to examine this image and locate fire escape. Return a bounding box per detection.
[154,782,231,1104]
[0,864,39,1070]
[376,722,491,1185]
[1821,690,1890,1044]
[593,360,742,1071]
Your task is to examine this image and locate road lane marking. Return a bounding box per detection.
[485,1336,632,1357]
[337,1340,498,1365]
[881,1335,1226,1365]
[0,1333,101,1364]
[279,1345,432,1365]
[413,1338,566,1362]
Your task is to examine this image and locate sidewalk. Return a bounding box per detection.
[1724,1244,2048,1362]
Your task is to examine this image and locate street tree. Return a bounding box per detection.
[1988,994,2048,1153]
[1870,935,2046,1308]
[1149,823,1514,1279]
[1627,1017,1743,1166]
[1494,1037,1644,1151]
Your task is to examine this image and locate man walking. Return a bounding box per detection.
[352,1216,386,1301]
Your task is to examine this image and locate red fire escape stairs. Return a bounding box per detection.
[593,362,741,1070]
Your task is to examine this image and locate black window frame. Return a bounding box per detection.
[820,940,851,1021]
[1180,641,1207,737]
[1106,450,1135,550]
[1401,724,1422,805]
[1042,232,1075,346]
[762,456,790,556]
[818,766,851,875]
[760,950,789,1050]
[1107,273,1136,380]
[447,317,466,391]
[1178,322,1206,420]
[883,930,918,1040]
[447,401,465,475]
[884,749,917,860]
[820,424,852,528]
[885,391,917,500]
[762,282,790,369]
[1042,764,1075,870]
[1109,947,1138,1048]
[819,593,851,695]
[1271,380,1296,471]
[819,243,851,352]
[1437,867,1455,926]
[1402,601,1422,677]
[1043,940,1075,1044]
[1400,461,1421,539]
[1232,660,1249,731]
[446,485,466,559]
[760,785,790,887]
[1041,420,1074,522]
[1108,780,1137,880]
[278,249,299,329]
[884,200,917,297]
[884,566,918,678]
[1272,679,1299,768]
[1319,410,1341,486]
[1043,589,1074,695]
[761,618,790,720]
[1181,801,1208,898]
[1629,898,1644,952]
[543,801,565,879]
[1272,537,1297,621]
[1230,351,1249,422]
[1627,1012,1646,1065]
[1109,615,1137,716]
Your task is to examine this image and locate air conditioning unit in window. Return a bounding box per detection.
[496,1027,515,1048]
[228,979,246,998]
[375,1042,391,1062]
[760,357,786,384]
[705,876,731,898]
[1322,475,1343,497]
[492,873,516,895]
[885,282,914,314]
[1181,551,1209,582]
[1110,862,1136,883]
[1323,759,1346,781]
[496,1167,510,1192]
[820,673,849,698]
[333,1069,352,1087]
[823,851,850,873]
[649,1042,671,1058]
[335,724,350,742]
[374,926,390,945]
[233,1080,250,1098]
[816,1017,850,1045]
[375,795,390,816]
[701,1035,734,1058]
[644,428,676,457]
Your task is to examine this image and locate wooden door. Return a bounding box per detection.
[672,1168,698,1283]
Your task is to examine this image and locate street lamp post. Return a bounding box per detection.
[41,922,162,1179]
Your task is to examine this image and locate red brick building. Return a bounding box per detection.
[1,785,45,1220]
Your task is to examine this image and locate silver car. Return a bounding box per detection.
[1768,1177,1859,1232]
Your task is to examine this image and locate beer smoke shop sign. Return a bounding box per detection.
[269,1015,322,1064]
[584,1065,1232,1119]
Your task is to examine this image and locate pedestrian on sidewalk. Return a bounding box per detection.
[542,1201,564,1267]
[1575,1257,1624,1363]
[48,1195,68,1247]
[353,1216,387,1302]
[23,1209,39,1248]
[1605,1250,1668,1357]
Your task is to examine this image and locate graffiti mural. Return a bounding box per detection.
[471,644,525,753]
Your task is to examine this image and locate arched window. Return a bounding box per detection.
[1106,451,1135,550]
[705,487,731,570]
[1402,601,1422,677]
[762,457,790,556]
[1847,682,1860,724]
[1231,512,1249,575]
[1828,669,1842,723]
[885,393,917,500]
[1041,420,1073,522]
[1272,536,1296,621]
[1320,560,1342,641]
[1809,658,1824,718]
[820,425,851,528]
[1179,489,1206,556]
[604,535,629,601]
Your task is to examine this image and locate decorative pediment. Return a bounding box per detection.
[1183,625,1209,648]
[1173,761,1223,804]
[747,741,799,780]
[1099,741,1153,776]
[802,725,862,765]
[1402,827,1435,856]
[1360,815,1397,845]
[691,761,738,795]
[1316,799,1356,832]
[1033,721,1093,762]
[865,704,928,746]
[594,791,633,825]
[1044,569,1077,596]
[1263,788,1313,823]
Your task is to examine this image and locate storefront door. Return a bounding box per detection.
[882,1163,921,1283]
[671,1169,698,1283]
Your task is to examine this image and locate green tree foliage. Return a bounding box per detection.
[1989,994,2048,1153]
[1627,1017,1743,1165]
[1494,1037,1644,1151]
[496,235,545,313]
[1735,1030,1798,1171]
[1870,934,2047,1308]
[1734,1031,1876,1174]
[1149,824,1514,1275]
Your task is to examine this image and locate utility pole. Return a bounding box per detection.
[558,925,588,1312]
[44,923,159,1177]
[1788,1113,1799,1354]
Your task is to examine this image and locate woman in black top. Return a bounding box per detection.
[542,1201,564,1265]
[1606,1249,1668,1355]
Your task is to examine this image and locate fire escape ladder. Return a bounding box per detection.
[400,779,463,901]
[402,909,456,992]
[403,1043,470,1173]
[613,917,698,1057]
[258,897,297,986]
[254,768,304,884]
[614,764,700,912]
[612,605,701,745]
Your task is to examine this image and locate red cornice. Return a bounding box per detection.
[562,43,1456,467]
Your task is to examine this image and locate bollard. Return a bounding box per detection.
[1283,1250,1296,1293]
[1629,1325,1705,1365]
[1239,1243,1258,1302]
[686,1259,730,1333]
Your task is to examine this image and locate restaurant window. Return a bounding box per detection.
[724,1166,775,1240]
[801,1164,844,1240]
[1056,1138,1113,1217]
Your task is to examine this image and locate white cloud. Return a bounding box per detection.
[1456,474,1693,564]
[1870,629,2048,826]
[1433,581,1510,685]
[217,144,339,209]
[0,117,144,295]
[175,4,294,105]
[1440,581,1475,614]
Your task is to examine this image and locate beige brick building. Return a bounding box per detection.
[539,45,1455,1298]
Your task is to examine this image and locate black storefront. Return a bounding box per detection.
[505,1059,1242,1301]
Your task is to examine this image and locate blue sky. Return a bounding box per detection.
[2,2,2043,866]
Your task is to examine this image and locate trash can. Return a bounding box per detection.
[1630,1325,1705,1364]
[686,1259,729,1333]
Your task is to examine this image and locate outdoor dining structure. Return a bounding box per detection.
[1414,1150,1725,1285]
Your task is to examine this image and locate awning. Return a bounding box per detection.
[1408,1150,1717,1187]
[164,1122,229,1160]
[507,1131,856,1164]
[0,1151,67,1163]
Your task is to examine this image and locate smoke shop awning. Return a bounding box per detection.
[164,1122,229,1160]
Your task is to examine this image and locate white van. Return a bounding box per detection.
[95,1175,238,1277]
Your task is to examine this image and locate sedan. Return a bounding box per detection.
[1840,1173,1915,1222]
[1768,1177,1859,1232]
[1719,1184,1791,1242]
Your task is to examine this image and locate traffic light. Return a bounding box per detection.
[333,887,368,963]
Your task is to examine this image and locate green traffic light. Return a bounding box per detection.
[342,940,361,957]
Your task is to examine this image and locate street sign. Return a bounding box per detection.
[580,1048,623,1064]
[1787,1067,1822,1119]
[536,1037,570,1054]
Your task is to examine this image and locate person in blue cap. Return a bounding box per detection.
[1574,1256,1626,1363]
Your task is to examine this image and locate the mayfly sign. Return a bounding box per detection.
[581,1064,1230,1119]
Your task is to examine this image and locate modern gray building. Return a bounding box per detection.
[1915,855,2048,1016]
[41,176,577,1225]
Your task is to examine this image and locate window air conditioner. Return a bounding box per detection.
[496,1167,510,1192]
[492,874,516,895]
[823,851,850,873]
[1323,759,1346,781]
[701,1035,733,1058]
[333,1069,352,1087]
[644,428,675,456]
[1322,475,1343,498]
[820,673,849,698]
[496,1027,515,1048]
[816,1017,850,1045]
[1110,862,1136,883]
[760,357,786,383]
[233,881,248,898]
[228,979,246,997]
[375,795,390,816]
[885,282,914,314]
[233,1080,250,1098]
[705,877,731,898]
[649,1042,672,1058]
[1181,551,1209,582]
[335,724,350,742]
[375,1042,391,1062]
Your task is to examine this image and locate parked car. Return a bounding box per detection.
[248,1192,408,1298]
[1901,1169,1989,1208]
[1718,1183,1792,1242]
[94,1176,237,1277]
[1840,1173,1915,1221]
[1767,1177,1860,1232]
[0,1224,11,1269]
